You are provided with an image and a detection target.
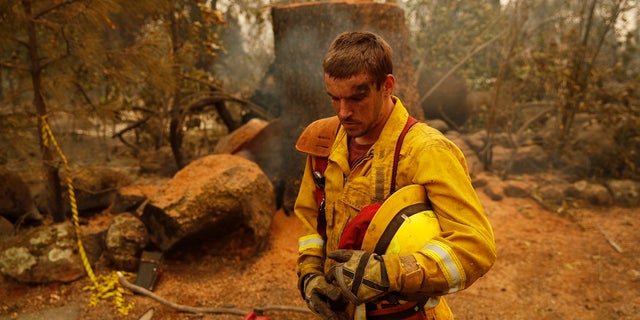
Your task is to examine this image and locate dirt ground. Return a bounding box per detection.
[0,173,639,320]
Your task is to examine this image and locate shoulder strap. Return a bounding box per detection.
[298,117,339,239]
[313,156,328,238]
[390,116,419,194]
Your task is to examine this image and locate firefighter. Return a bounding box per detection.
[294,31,497,319]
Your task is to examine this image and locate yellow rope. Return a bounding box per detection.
[39,116,135,315]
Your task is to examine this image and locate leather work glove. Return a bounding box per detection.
[326,249,390,305]
[302,273,348,320]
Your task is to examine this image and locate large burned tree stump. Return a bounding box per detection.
[270,2,421,211]
[140,154,276,254]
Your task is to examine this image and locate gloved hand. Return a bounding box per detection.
[302,273,348,320]
[326,249,390,305]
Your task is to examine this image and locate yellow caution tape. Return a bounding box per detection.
[40,116,135,315]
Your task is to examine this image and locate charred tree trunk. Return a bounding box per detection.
[23,0,64,222]
[169,4,185,170]
[214,100,241,131]
[271,2,421,211]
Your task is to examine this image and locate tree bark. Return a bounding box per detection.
[169,2,185,169]
[23,0,64,222]
[271,2,421,211]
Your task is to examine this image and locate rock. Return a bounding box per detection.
[0,304,82,320]
[511,145,550,174]
[606,179,640,207]
[491,144,549,174]
[0,222,101,283]
[491,132,513,148]
[464,129,487,154]
[104,213,149,271]
[614,118,640,180]
[140,154,276,253]
[446,131,483,177]
[558,151,592,177]
[490,145,512,172]
[566,180,588,197]
[472,176,489,188]
[567,180,612,206]
[483,185,503,201]
[426,119,449,133]
[503,181,530,198]
[537,184,567,206]
[57,166,133,216]
[0,216,13,239]
[583,183,613,206]
[0,166,43,226]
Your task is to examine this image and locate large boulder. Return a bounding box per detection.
[0,166,43,226]
[63,166,133,215]
[0,222,102,283]
[140,154,276,253]
[35,166,133,217]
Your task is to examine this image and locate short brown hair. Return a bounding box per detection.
[323,31,393,89]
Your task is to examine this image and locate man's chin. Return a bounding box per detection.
[344,127,362,137]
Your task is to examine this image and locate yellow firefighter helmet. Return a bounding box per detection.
[361,184,441,255]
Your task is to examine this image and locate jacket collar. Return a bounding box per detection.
[330,96,410,172]
[372,96,410,155]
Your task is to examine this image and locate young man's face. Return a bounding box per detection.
[324,72,394,144]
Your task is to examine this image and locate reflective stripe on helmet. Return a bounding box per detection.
[298,234,325,252]
[421,240,466,293]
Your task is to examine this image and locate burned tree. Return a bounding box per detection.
[270,2,421,211]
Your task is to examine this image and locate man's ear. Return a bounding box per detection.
[382,74,396,94]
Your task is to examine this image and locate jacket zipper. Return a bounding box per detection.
[345,149,374,184]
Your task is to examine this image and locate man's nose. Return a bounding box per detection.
[337,100,352,118]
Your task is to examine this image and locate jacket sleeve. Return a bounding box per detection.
[386,126,497,296]
[293,116,340,284]
[294,156,326,283]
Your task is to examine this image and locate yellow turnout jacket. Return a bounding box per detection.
[294,97,496,317]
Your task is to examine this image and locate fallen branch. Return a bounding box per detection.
[117,272,311,316]
[598,226,623,253]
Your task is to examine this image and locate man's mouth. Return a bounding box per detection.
[341,118,358,127]
[341,122,358,130]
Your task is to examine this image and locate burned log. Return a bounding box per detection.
[140,154,276,254]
